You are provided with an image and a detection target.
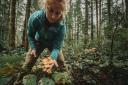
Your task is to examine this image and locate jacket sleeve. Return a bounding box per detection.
[50,25,66,60]
[28,15,37,49]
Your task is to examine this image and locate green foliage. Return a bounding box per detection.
[23,74,37,85]
[0,53,24,65]
[0,48,25,66]
[103,27,128,55]
[114,28,128,52]
[0,76,12,85]
[52,71,72,85]
[64,45,128,84]
[0,48,26,84]
[104,26,113,39]
[0,63,15,76]
[38,77,55,85]
[31,0,39,10]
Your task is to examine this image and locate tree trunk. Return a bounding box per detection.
[95,0,99,38]
[8,0,16,49]
[107,0,111,25]
[76,0,81,46]
[0,1,10,48]
[91,0,94,41]
[22,0,31,51]
[84,0,89,47]
[125,0,128,28]
[65,0,73,45]
[99,0,101,39]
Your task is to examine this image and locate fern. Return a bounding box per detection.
[38,77,55,85]
[23,74,37,85]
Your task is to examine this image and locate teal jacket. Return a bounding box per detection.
[28,9,66,60]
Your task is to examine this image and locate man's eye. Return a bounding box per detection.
[49,8,54,13]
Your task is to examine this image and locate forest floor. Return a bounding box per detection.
[0,47,128,85]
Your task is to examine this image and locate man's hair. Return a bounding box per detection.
[44,0,69,14]
[45,0,66,11]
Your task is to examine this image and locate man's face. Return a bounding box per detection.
[46,4,63,23]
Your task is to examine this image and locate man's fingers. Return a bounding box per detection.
[47,63,54,73]
[42,57,59,73]
[30,53,36,57]
[49,63,54,70]
[43,63,54,73]
[53,60,58,67]
[46,68,52,73]
[34,53,37,57]
[30,49,37,57]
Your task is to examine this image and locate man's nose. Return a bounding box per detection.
[51,14,56,19]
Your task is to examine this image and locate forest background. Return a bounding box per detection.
[0,0,128,85]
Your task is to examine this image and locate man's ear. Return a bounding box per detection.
[43,2,46,9]
[37,0,45,8]
[41,0,46,8]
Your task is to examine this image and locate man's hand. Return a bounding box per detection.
[41,57,58,73]
[45,59,58,73]
[30,49,37,57]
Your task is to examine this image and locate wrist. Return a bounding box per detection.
[31,48,36,51]
[50,55,57,60]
